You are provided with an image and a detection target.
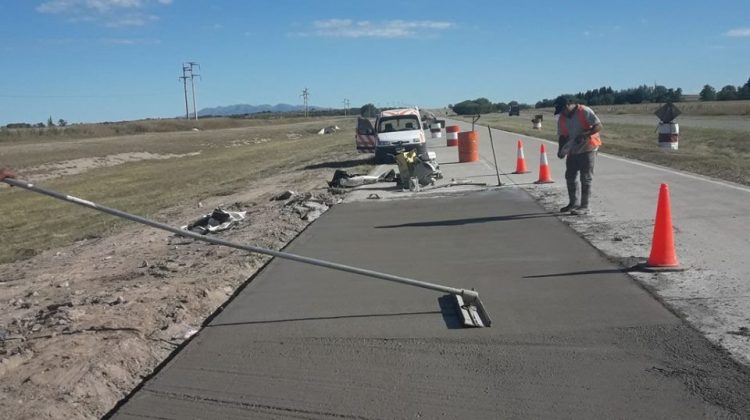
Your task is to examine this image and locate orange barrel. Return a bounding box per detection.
[446,125,460,147]
[430,123,442,138]
[458,131,479,162]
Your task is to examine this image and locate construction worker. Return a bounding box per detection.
[0,168,15,181]
[555,96,602,215]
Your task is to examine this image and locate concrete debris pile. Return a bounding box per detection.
[181,208,247,235]
[277,191,341,222]
[325,150,441,193]
[327,169,383,188]
[317,125,340,135]
[327,169,398,189]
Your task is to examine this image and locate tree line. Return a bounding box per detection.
[447,76,750,116]
[699,77,750,101]
[449,98,532,115]
[4,116,67,129]
[535,85,683,108]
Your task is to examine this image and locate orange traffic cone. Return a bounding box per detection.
[512,140,530,174]
[534,144,554,184]
[646,183,679,268]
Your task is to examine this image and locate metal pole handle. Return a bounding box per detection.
[472,114,481,131]
[487,126,502,186]
[2,178,479,301]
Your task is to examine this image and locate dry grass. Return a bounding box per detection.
[0,116,313,144]
[0,117,370,264]
[536,100,750,116]
[593,100,750,116]
[456,113,750,186]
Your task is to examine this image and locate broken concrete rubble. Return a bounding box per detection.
[317,125,340,135]
[280,191,340,221]
[181,208,247,235]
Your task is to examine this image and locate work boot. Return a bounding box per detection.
[571,206,590,215]
[560,182,578,213]
[572,184,591,215]
[560,203,576,213]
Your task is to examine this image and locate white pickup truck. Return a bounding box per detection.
[355,107,427,163]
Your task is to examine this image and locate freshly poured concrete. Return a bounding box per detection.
[111,189,750,419]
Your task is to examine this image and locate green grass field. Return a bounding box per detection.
[0,117,368,264]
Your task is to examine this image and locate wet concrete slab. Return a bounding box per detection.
[110,189,750,419]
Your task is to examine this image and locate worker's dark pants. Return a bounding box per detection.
[565,151,596,207]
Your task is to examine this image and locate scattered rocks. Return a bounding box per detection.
[110,296,126,306]
[272,190,296,201]
[728,326,750,337]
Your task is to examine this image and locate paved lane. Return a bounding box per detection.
[111,187,750,418]
[440,118,750,365]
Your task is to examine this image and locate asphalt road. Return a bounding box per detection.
[110,142,750,418]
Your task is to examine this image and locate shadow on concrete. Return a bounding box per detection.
[512,181,556,186]
[524,266,640,278]
[459,173,501,179]
[437,295,466,329]
[207,310,442,327]
[304,157,373,170]
[376,212,555,228]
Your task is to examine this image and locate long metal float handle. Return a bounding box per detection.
[2,178,480,301]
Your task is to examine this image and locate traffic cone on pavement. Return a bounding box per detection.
[646,183,679,268]
[534,144,554,184]
[512,140,531,174]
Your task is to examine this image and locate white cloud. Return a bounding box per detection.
[105,14,159,27]
[301,19,454,38]
[36,0,170,26]
[725,28,750,37]
[99,37,161,45]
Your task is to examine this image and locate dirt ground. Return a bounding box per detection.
[0,156,352,419]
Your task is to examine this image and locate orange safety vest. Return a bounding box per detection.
[559,106,602,149]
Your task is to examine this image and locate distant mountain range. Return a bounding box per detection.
[197,103,322,117]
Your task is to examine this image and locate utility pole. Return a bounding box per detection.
[179,64,190,119]
[301,88,309,118]
[343,98,350,116]
[186,62,200,120]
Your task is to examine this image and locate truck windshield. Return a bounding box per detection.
[378,116,420,133]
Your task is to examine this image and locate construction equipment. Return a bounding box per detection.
[2,178,492,328]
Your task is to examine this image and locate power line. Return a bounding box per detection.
[186,62,200,121]
[179,65,190,120]
[300,88,309,117]
[343,98,350,116]
[179,62,201,120]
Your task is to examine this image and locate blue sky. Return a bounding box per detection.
[1,0,749,125]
